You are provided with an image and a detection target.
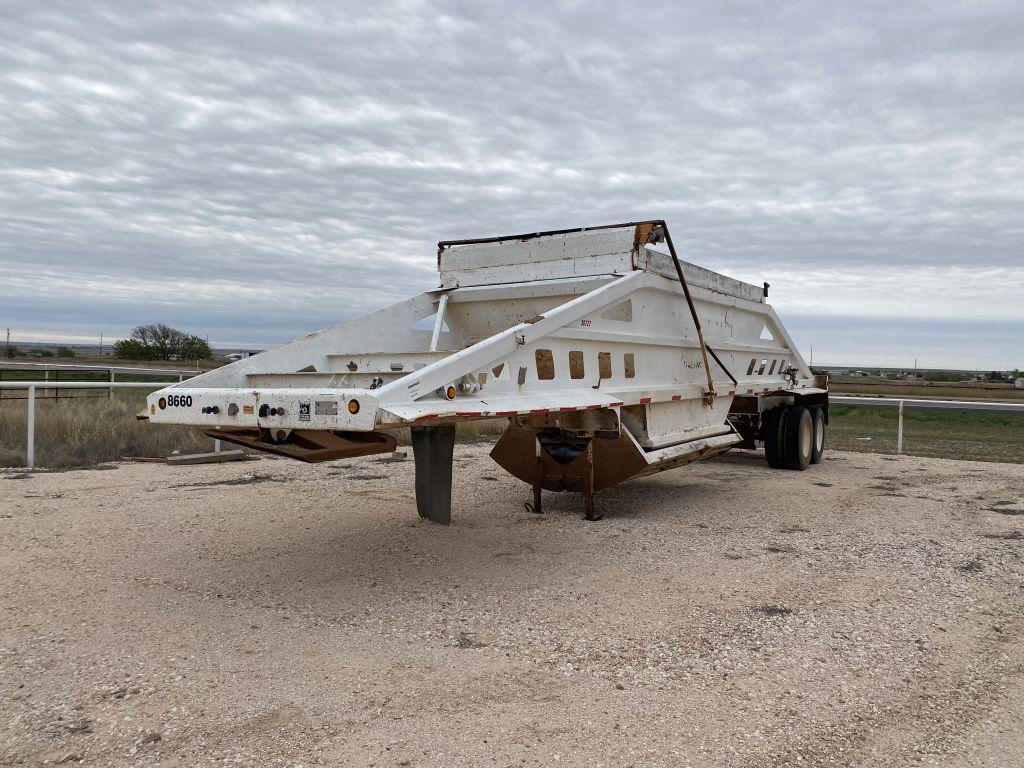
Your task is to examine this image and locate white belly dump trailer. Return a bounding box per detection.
[144,221,829,523]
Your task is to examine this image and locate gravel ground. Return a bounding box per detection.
[1,445,1023,767]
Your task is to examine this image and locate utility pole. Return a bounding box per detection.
[809,345,813,367]
[99,332,103,357]
[914,358,918,380]
[4,328,8,358]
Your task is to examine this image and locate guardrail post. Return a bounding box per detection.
[897,400,904,455]
[108,370,114,399]
[26,384,36,470]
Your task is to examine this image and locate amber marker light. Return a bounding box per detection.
[347,399,360,414]
[445,385,457,400]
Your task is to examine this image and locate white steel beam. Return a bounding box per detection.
[429,293,449,352]
[382,270,646,403]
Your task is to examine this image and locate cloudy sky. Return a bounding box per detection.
[2,1,1022,369]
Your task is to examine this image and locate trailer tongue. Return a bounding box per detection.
[145,221,828,523]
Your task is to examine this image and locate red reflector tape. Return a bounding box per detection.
[640,397,652,404]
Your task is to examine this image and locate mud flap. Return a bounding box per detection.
[411,425,456,525]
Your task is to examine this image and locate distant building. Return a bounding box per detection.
[1015,377,1024,390]
[226,351,261,361]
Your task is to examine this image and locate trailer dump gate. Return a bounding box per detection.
[145,220,828,523]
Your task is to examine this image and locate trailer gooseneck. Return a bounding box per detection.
[145,221,829,523]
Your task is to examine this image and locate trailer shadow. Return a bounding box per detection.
[179,469,766,611]
[143,448,792,617]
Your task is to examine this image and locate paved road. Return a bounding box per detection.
[831,394,1024,414]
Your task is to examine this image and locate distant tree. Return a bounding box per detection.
[923,371,962,383]
[984,371,1007,383]
[113,338,151,359]
[180,335,213,360]
[6,345,20,358]
[139,323,180,360]
[56,345,76,358]
[113,324,212,361]
[39,350,54,357]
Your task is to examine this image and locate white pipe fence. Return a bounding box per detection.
[830,394,1024,414]
[0,361,199,376]
[0,381,214,469]
[830,395,1024,455]
[897,399,904,455]
[3,383,1022,469]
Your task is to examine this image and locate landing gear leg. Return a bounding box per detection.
[411,425,456,525]
[583,441,601,521]
[531,435,544,515]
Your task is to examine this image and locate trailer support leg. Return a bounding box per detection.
[411,425,456,525]
[529,433,544,514]
[583,441,601,521]
[532,462,543,515]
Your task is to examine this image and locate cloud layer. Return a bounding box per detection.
[2,1,1022,367]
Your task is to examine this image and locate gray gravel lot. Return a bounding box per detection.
[1,445,1023,767]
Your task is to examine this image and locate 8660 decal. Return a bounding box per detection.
[159,394,193,409]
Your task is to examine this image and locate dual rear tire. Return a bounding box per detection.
[762,405,825,470]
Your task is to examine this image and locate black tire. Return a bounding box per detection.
[784,406,813,470]
[762,406,788,469]
[809,406,826,464]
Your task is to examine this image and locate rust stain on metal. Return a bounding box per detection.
[205,428,395,463]
[632,222,655,254]
[569,350,585,379]
[624,352,636,379]
[535,349,555,380]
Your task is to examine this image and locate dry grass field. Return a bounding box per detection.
[0,397,212,468]
[0,397,505,469]
[829,377,1024,401]
[2,397,1022,469]
[828,406,1024,465]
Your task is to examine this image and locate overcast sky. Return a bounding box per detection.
[2,1,1022,369]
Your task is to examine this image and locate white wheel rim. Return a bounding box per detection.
[815,417,824,452]
[801,415,813,459]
